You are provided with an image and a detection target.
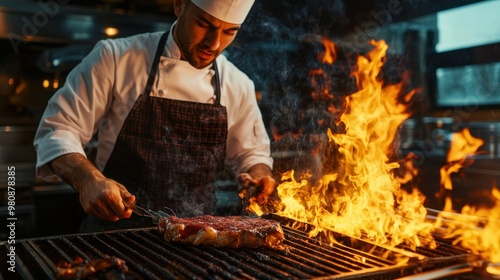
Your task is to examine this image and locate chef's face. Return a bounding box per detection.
[173,0,241,69]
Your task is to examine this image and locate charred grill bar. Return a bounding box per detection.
[0,216,484,280]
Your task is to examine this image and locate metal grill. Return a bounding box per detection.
[0,220,481,280]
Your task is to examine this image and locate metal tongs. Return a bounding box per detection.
[123,201,173,224]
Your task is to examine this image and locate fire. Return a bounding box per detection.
[270,39,434,249]
[455,193,500,263]
[439,128,484,193]
[321,37,337,64]
[245,36,500,265]
[309,37,337,101]
[395,152,420,184]
[436,129,500,263]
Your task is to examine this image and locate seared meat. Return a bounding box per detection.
[158,215,285,249]
[56,256,128,279]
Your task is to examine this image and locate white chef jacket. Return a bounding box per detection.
[34,26,273,181]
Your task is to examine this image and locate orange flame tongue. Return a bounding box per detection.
[275,39,433,249]
[440,128,484,192]
[321,37,337,64]
[457,193,500,263]
[438,128,500,263]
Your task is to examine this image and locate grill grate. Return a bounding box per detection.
[1,223,479,280]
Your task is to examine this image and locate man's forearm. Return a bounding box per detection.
[49,153,134,221]
[49,153,105,192]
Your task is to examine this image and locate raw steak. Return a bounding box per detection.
[157,215,285,249]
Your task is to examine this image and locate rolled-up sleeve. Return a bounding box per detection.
[34,40,115,180]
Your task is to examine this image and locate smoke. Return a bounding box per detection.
[226,0,417,181]
[224,1,344,180]
[227,2,295,91]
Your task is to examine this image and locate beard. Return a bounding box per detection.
[176,28,219,69]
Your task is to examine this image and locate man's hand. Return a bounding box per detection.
[50,153,135,221]
[237,164,280,215]
[78,176,135,221]
[238,173,276,205]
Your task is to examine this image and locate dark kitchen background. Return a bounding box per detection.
[0,0,499,240]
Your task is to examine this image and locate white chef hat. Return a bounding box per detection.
[190,0,255,24]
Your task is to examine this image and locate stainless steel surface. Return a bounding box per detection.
[400,118,416,149]
[398,117,456,158]
[426,207,500,224]
[460,122,500,159]
[395,262,476,280]
[396,261,500,280]
[419,117,455,157]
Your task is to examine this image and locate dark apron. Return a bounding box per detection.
[80,32,228,232]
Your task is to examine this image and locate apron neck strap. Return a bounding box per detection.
[145,32,169,94]
[212,60,221,105]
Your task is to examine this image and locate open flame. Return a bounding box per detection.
[439,128,484,193]
[247,37,500,265]
[309,37,338,102]
[453,190,500,263]
[436,129,500,263]
[271,39,433,250]
[321,37,337,64]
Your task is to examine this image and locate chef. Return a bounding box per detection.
[34,0,276,232]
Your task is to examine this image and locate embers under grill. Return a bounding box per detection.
[1,223,482,280]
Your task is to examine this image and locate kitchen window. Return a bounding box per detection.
[433,0,500,108]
